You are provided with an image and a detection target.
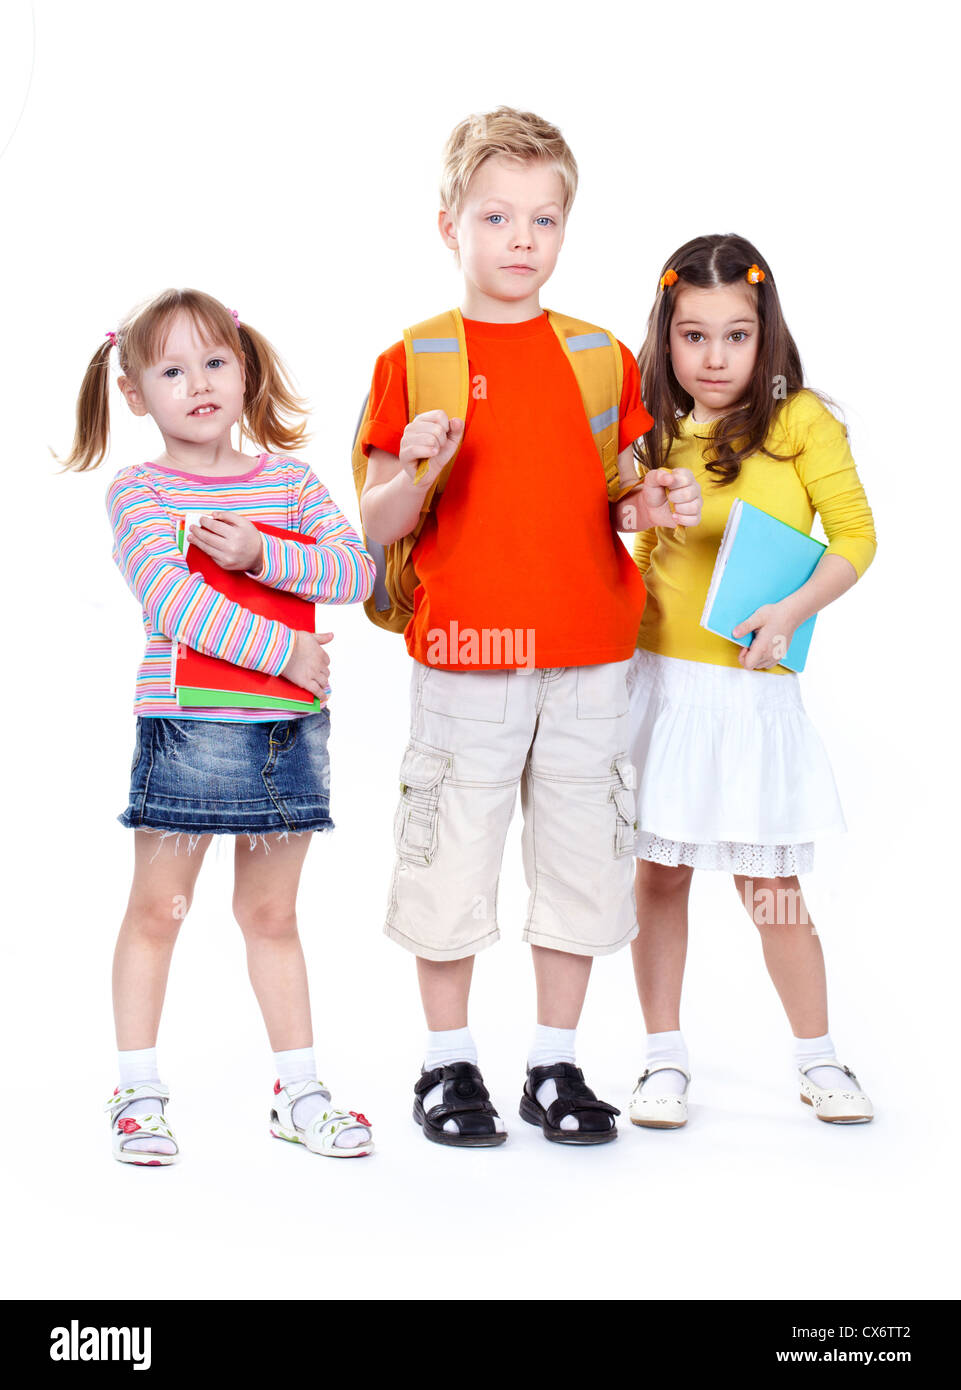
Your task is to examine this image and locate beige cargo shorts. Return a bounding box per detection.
[384,658,639,961]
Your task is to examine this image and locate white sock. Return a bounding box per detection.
[424,1026,477,1069]
[794,1032,851,1089]
[638,1030,689,1097]
[528,1024,579,1131]
[115,1047,176,1155]
[274,1046,368,1150]
[421,1028,504,1135]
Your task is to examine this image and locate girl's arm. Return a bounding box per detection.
[247,465,376,604]
[733,397,877,670]
[106,470,295,676]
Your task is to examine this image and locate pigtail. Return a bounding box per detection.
[235,320,311,455]
[53,337,116,473]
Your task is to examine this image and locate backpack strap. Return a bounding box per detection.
[401,308,470,488]
[546,310,637,501]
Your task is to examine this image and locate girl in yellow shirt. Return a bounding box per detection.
[622,233,877,1128]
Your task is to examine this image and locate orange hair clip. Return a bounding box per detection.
[746,264,765,284]
[659,268,678,290]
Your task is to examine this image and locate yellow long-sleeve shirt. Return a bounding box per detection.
[633,390,877,675]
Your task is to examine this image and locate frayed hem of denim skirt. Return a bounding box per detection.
[116,819,334,858]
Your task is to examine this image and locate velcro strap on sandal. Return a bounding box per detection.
[303,1107,368,1141]
[416,1061,496,1122]
[415,1062,489,1102]
[105,1083,169,1115]
[526,1063,621,1127]
[544,1095,619,1128]
[115,1113,176,1146]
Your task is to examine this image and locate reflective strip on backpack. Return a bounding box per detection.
[411,338,460,353]
[566,332,609,352]
[589,405,619,434]
[364,538,391,612]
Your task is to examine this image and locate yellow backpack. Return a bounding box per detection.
[351,307,638,633]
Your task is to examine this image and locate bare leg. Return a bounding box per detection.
[416,955,474,1030]
[113,830,214,1049]
[530,945,593,1028]
[233,832,314,1050]
[630,859,694,1032]
[733,873,828,1036]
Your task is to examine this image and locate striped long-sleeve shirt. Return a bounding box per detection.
[106,453,376,721]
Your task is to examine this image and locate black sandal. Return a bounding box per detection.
[519,1063,619,1145]
[413,1062,507,1147]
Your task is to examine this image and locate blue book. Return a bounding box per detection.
[699,499,826,672]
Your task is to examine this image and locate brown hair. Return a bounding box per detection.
[440,106,578,218]
[635,234,829,485]
[56,287,309,472]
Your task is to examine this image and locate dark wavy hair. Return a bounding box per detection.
[635,233,823,485]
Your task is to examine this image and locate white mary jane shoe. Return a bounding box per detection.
[629,1063,691,1129]
[798,1059,874,1124]
[269,1078,374,1157]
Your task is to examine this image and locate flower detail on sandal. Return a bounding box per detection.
[270,1079,374,1158]
[105,1083,179,1165]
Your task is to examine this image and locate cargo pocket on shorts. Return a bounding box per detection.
[610,753,638,857]
[394,742,451,867]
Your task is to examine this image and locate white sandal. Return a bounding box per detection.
[105,1084,179,1165]
[629,1063,691,1129]
[798,1059,874,1124]
[269,1079,374,1157]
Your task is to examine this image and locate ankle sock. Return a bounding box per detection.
[274,1046,368,1150]
[528,1024,579,1131]
[638,1030,689,1098]
[115,1047,176,1155]
[794,1032,852,1090]
[424,1026,477,1069]
[421,1027,504,1135]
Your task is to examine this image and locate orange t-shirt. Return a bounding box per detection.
[361,311,653,669]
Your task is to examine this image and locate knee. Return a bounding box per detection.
[637,859,694,899]
[124,893,190,944]
[233,897,298,942]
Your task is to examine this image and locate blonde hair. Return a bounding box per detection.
[56,287,309,472]
[440,106,578,218]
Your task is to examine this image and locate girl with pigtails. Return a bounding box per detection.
[622,235,878,1129]
[60,288,377,1164]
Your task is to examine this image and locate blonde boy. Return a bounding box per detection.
[360,108,700,1145]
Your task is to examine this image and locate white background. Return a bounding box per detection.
[1,0,957,1302]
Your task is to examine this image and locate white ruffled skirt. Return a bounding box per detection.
[626,648,846,877]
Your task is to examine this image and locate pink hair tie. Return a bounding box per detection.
[230,309,240,328]
[105,330,117,344]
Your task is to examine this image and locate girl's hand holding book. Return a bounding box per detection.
[280,630,334,703]
[732,600,799,671]
[187,512,265,574]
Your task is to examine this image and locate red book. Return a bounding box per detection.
[171,516,323,712]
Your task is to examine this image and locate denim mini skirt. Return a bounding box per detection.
[117,712,334,837]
